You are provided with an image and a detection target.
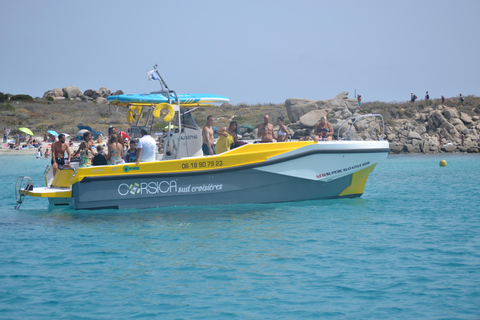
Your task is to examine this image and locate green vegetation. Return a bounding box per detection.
[0,103,15,112]
[10,94,34,102]
[0,92,8,103]
[0,95,478,137]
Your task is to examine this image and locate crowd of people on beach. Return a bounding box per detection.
[2,125,165,173]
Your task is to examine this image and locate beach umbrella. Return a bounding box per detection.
[61,133,70,137]
[47,130,59,136]
[78,129,90,135]
[18,127,34,136]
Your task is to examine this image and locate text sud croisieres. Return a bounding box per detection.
[117,181,223,196]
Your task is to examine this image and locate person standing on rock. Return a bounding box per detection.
[459,93,464,106]
[356,95,362,112]
[258,114,276,143]
[411,92,417,102]
[425,91,430,100]
[441,95,445,104]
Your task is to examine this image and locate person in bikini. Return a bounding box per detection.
[202,115,215,155]
[314,116,334,141]
[258,114,276,142]
[107,133,125,165]
[51,133,71,176]
[276,116,289,142]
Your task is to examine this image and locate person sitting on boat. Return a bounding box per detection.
[124,140,137,163]
[299,129,314,141]
[202,115,215,155]
[314,116,334,141]
[135,129,156,164]
[258,114,276,143]
[92,145,107,166]
[74,131,96,157]
[78,141,93,168]
[106,133,125,165]
[157,138,164,154]
[276,116,289,142]
[215,121,239,154]
[51,133,71,175]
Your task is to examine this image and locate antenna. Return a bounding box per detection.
[153,64,169,91]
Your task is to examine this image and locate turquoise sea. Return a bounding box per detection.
[1,154,479,319]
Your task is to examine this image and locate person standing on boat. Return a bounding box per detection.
[276,117,289,142]
[258,114,276,142]
[92,145,107,166]
[314,117,334,141]
[135,129,156,164]
[202,115,215,155]
[51,133,71,175]
[124,140,137,163]
[106,134,124,165]
[74,131,96,157]
[78,142,94,168]
[215,121,239,154]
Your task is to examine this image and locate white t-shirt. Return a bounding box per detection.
[137,135,156,162]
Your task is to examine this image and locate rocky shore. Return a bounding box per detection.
[237,92,480,154]
[2,86,479,155]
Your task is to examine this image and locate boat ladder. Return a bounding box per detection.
[15,176,33,210]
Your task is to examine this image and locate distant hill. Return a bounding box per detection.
[1,94,479,153]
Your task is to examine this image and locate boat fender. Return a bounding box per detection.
[127,105,143,123]
[153,103,175,123]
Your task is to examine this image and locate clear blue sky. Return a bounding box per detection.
[1,0,479,104]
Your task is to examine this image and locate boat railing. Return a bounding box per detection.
[15,176,33,209]
[336,114,385,141]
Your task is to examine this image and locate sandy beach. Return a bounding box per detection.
[1,135,80,156]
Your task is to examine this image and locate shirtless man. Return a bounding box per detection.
[202,115,215,155]
[258,114,276,142]
[51,134,71,176]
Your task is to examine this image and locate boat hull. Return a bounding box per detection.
[67,141,388,209]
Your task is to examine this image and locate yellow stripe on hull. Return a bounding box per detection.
[338,164,377,197]
[71,141,316,185]
[26,188,71,198]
